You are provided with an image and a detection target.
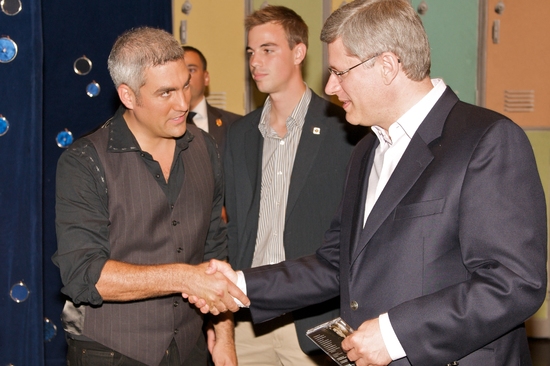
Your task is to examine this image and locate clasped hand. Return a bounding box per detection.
[183,260,246,315]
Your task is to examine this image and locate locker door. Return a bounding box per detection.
[484,0,550,128]
[410,0,480,104]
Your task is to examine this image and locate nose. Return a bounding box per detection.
[175,88,190,112]
[325,73,341,96]
[249,53,260,69]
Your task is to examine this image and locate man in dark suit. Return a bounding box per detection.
[224,5,364,366]
[183,46,241,158]
[200,1,547,365]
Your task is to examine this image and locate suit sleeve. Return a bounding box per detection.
[389,119,547,364]
[244,198,344,323]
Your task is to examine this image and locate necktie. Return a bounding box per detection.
[186,111,196,125]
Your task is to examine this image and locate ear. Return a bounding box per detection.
[117,84,137,110]
[204,70,210,87]
[293,43,307,65]
[380,52,400,85]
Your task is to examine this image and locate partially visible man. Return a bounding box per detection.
[183,45,241,158]
[224,5,365,366]
[52,27,247,366]
[202,1,547,365]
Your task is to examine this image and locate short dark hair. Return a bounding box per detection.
[183,45,207,71]
[245,5,308,49]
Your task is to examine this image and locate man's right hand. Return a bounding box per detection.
[183,261,248,315]
[184,260,244,314]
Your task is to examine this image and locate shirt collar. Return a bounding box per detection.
[258,85,312,137]
[192,96,208,119]
[372,78,447,146]
[107,105,194,154]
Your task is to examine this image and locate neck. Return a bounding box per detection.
[378,77,434,131]
[268,79,307,120]
[123,109,176,155]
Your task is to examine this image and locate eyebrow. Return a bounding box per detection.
[246,42,278,51]
[155,74,191,94]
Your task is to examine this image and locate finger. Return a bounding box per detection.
[194,298,207,308]
[208,305,220,316]
[205,259,218,274]
[341,337,352,352]
[227,282,250,307]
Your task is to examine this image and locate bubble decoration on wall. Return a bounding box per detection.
[10,281,30,303]
[86,81,100,97]
[74,55,92,75]
[56,129,73,148]
[0,36,18,63]
[1,0,22,16]
[0,115,9,136]
[44,317,58,342]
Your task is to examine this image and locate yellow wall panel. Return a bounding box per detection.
[173,0,246,115]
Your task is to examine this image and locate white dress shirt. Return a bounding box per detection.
[190,97,209,133]
[368,79,447,360]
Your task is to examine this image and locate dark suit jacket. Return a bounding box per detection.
[225,91,366,353]
[244,87,547,365]
[204,102,241,158]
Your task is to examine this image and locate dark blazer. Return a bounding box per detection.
[204,102,241,158]
[244,87,547,366]
[225,91,366,353]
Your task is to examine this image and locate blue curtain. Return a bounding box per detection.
[0,1,44,365]
[1,1,172,365]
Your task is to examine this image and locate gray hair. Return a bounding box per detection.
[321,0,431,81]
[107,27,185,94]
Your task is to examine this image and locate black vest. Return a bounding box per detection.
[82,123,214,365]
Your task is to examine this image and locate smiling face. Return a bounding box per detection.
[246,22,304,96]
[325,38,388,128]
[120,58,191,141]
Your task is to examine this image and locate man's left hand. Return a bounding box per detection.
[341,318,392,366]
[206,314,238,366]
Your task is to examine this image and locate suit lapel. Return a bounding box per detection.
[206,104,222,142]
[244,119,263,194]
[285,94,327,220]
[351,87,459,264]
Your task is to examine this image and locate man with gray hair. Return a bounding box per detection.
[198,1,547,365]
[53,27,248,366]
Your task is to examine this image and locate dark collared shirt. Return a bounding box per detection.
[53,106,226,304]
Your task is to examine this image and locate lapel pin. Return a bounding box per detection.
[313,127,321,135]
[216,118,223,127]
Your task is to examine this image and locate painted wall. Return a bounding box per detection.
[173,0,247,115]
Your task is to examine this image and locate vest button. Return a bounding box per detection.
[173,300,179,307]
[177,247,183,253]
[156,174,161,179]
[174,329,178,334]
[172,220,178,226]
[350,301,358,310]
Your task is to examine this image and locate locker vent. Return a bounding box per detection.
[504,90,534,113]
[206,92,227,110]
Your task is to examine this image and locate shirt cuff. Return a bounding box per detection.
[379,313,406,360]
[234,270,248,308]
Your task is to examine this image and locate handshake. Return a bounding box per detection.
[184,259,247,315]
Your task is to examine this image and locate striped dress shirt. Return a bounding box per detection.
[252,87,312,267]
